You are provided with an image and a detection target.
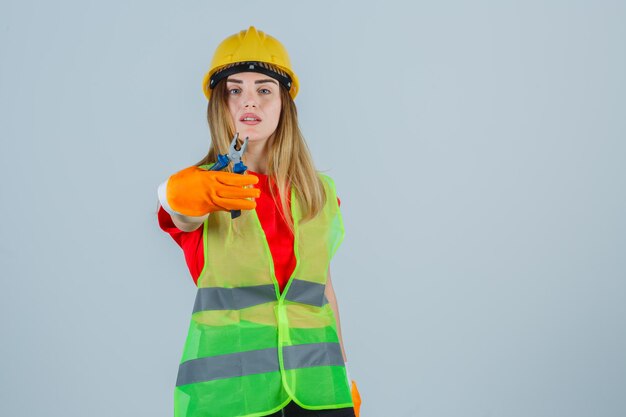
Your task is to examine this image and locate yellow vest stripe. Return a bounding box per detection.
[192,284,276,312]
[284,279,329,307]
[176,347,278,386]
[176,342,344,387]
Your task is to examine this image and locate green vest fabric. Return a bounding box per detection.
[174,174,352,417]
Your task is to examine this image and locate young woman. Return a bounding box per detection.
[158,26,361,417]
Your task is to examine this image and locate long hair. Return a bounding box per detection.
[196,76,326,232]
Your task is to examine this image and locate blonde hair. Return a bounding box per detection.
[196,75,326,232]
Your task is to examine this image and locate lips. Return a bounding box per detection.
[240,113,262,122]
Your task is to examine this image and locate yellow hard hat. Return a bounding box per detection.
[202,26,299,101]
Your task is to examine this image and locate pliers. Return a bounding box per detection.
[209,132,249,218]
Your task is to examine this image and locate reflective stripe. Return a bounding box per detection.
[285,279,328,307]
[283,342,345,370]
[176,347,279,386]
[193,284,276,313]
[176,343,344,386]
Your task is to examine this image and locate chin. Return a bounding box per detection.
[237,129,271,143]
[245,135,271,143]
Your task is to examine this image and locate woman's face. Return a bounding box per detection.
[226,71,282,144]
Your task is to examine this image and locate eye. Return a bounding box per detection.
[228,88,241,95]
[259,88,271,94]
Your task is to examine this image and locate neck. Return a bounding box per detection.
[243,138,270,174]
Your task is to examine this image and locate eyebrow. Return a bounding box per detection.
[226,78,278,85]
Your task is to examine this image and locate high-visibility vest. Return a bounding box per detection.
[174,174,352,417]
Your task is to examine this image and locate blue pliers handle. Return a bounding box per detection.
[208,133,249,219]
[209,153,231,172]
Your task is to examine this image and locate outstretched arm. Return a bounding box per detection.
[170,212,208,232]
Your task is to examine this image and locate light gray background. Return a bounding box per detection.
[1,1,624,416]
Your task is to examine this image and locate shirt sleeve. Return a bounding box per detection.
[157,205,204,285]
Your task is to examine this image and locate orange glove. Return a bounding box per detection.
[351,380,361,417]
[158,166,260,217]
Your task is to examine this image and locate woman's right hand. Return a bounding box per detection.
[158,166,260,217]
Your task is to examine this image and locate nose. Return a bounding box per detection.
[242,90,257,108]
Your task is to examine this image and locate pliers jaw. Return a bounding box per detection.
[228,133,249,174]
[208,132,249,173]
[207,132,250,219]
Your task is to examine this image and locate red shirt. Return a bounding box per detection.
[158,171,339,292]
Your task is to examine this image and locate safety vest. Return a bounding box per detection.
[174,174,352,417]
